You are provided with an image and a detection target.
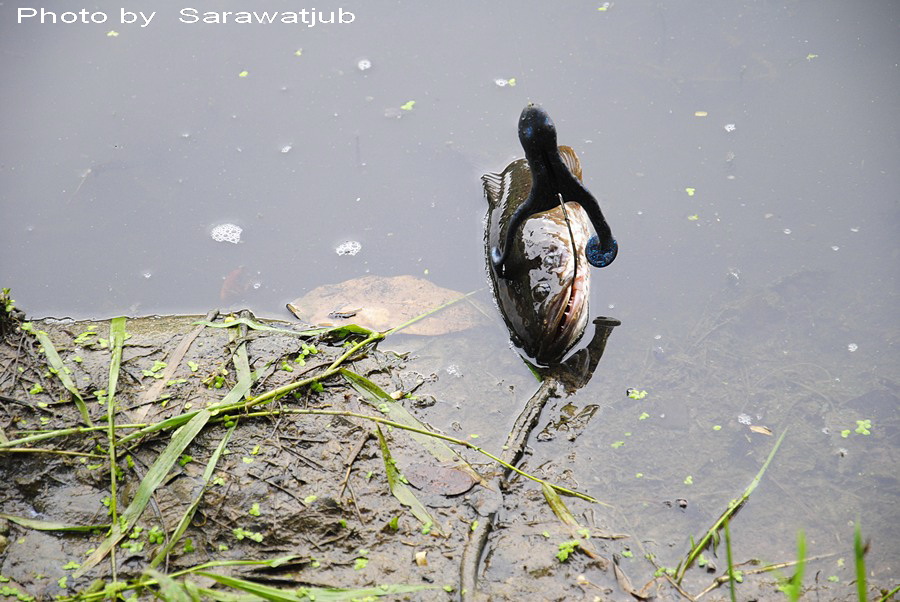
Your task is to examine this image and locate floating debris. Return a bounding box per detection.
[357,58,372,71]
[335,240,362,256]
[280,144,293,153]
[210,223,243,244]
[494,78,517,87]
[400,100,416,111]
[847,343,858,352]
[783,228,792,235]
[724,123,736,133]
[694,111,708,117]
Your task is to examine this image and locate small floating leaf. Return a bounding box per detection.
[685,187,696,196]
[806,53,819,61]
[688,214,699,221]
[400,100,416,111]
[238,70,249,78]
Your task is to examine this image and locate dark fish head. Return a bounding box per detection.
[518,104,559,164]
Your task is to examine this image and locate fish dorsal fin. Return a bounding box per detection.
[481,171,504,206]
[558,145,583,182]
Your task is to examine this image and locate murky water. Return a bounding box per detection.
[1,1,898,596]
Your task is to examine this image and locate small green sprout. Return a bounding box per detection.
[238,70,249,78]
[400,100,416,111]
[688,214,699,221]
[627,388,647,400]
[187,361,199,372]
[178,455,193,467]
[684,475,694,485]
[183,537,196,552]
[471,520,479,532]
[638,412,650,420]
[28,384,43,395]
[62,561,81,570]
[231,529,262,543]
[310,381,324,393]
[611,441,625,449]
[249,503,261,517]
[387,516,399,531]
[304,494,318,505]
[685,187,696,196]
[855,419,871,435]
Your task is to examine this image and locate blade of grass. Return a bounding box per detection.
[73,409,211,578]
[106,316,126,580]
[790,530,806,601]
[724,518,737,602]
[374,424,438,534]
[21,322,92,426]
[854,521,866,601]
[675,428,788,583]
[541,482,602,558]
[150,420,237,568]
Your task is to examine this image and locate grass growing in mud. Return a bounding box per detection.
[0,292,603,600]
[0,287,895,601]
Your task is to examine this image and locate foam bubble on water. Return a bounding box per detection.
[357,58,372,71]
[211,223,243,244]
[335,240,361,256]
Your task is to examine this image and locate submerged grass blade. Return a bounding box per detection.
[342,369,485,485]
[73,409,211,578]
[22,323,92,426]
[374,424,437,534]
[675,428,788,583]
[0,513,108,532]
[144,569,193,602]
[382,289,480,337]
[197,571,440,601]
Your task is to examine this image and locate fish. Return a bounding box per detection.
[483,105,617,364]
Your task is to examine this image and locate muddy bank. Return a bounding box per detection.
[0,305,637,601]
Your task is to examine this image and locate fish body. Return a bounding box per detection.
[483,105,616,365]
[483,148,592,364]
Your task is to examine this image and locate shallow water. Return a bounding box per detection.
[1,1,898,596]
